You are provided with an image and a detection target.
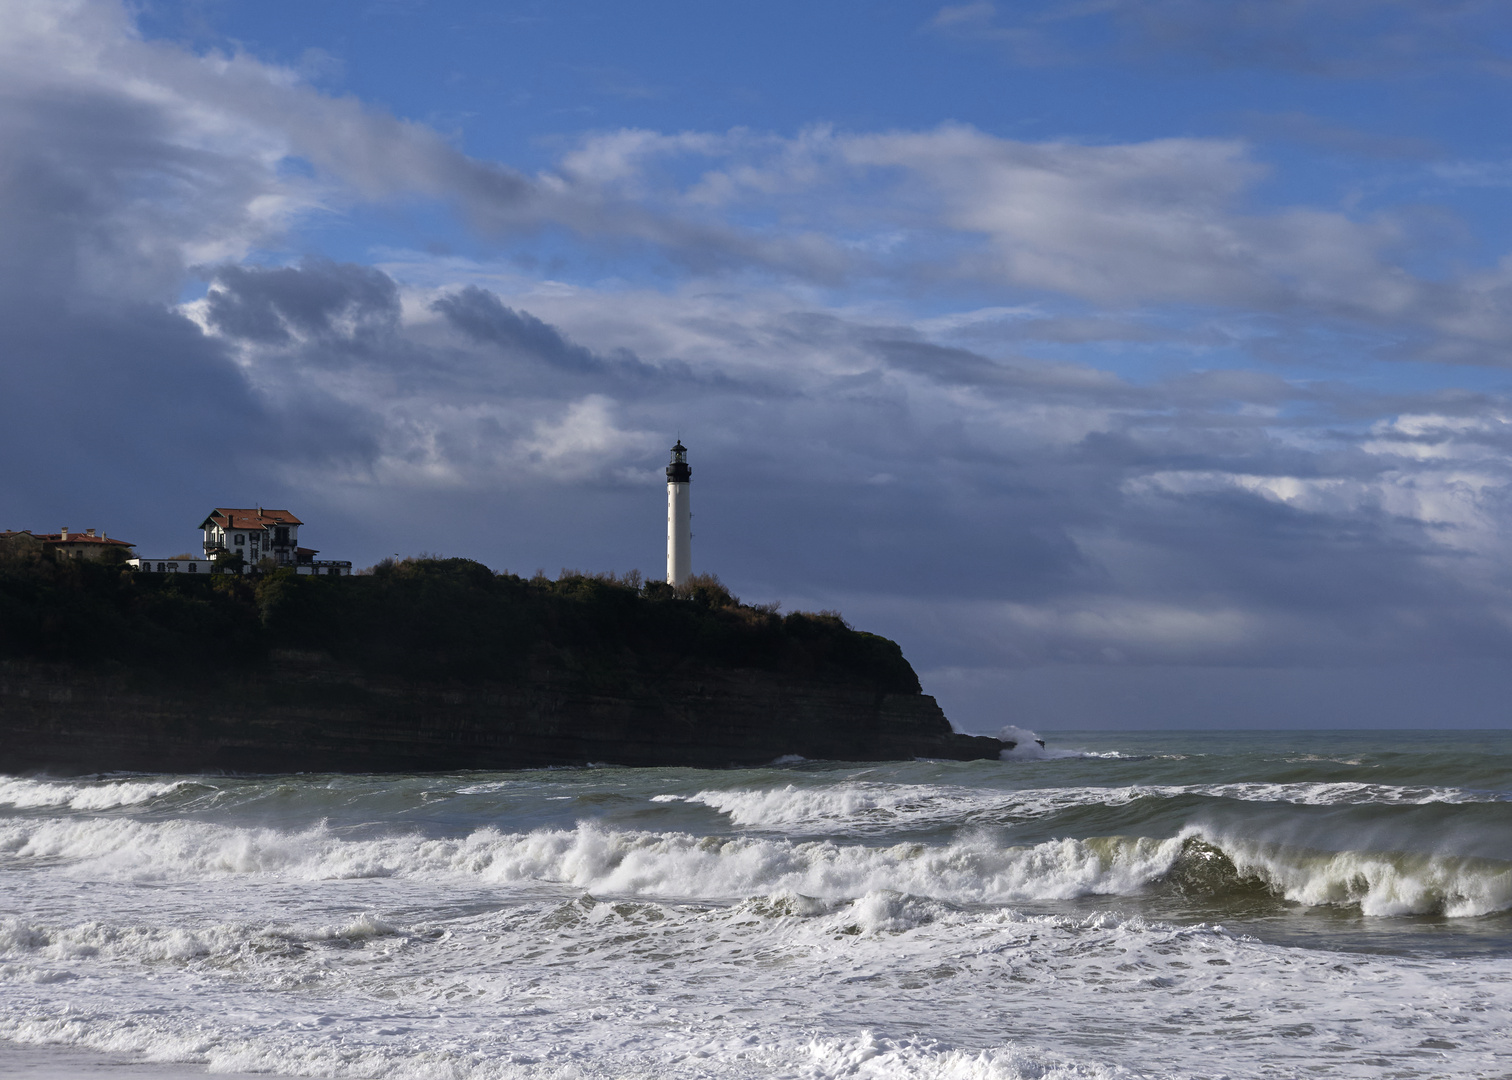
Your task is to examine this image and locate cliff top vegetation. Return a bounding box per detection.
[0,546,921,695]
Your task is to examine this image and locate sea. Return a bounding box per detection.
[1,729,1509,1080]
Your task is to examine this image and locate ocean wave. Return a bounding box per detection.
[1198,781,1508,805]
[0,911,409,972]
[656,780,1508,835]
[6,814,1509,917]
[0,777,202,811]
[1211,835,1512,918]
[0,816,1186,903]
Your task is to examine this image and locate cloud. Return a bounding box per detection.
[205,258,400,346]
[548,122,1512,366]
[176,258,1512,675]
[928,0,1512,77]
[8,0,1512,732]
[432,286,606,373]
[1109,0,1512,77]
[2,1,1491,359]
[1241,111,1441,160]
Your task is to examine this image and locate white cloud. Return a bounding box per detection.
[14,0,1512,697]
[519,395,660,481]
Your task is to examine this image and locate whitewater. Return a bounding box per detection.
[1,731,1509,1079]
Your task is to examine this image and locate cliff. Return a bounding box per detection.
[0,554,1004,773]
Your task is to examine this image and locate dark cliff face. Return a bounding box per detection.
[0,657,1003,773]
[0,555,1005,773]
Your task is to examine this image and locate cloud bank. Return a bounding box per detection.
[5,0,1512,728]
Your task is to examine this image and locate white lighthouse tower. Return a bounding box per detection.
[666,440,691,586]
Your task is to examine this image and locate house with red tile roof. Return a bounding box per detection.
[199,507,304,567]
[129,508,351,576]
[0,528,135,561]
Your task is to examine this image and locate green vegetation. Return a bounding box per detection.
[0,548,920,694]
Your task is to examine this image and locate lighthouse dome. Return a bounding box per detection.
[666,441,691,483]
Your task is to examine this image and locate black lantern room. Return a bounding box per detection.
[666,441,691,484]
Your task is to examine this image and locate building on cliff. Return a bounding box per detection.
[200,507,304,566]
[129,507,352,576]
[0,528,135,561]
[666,440,691,586]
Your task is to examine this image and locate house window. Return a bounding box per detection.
[274,526,289,545]
[188,563,197,573]
[235,534,244,545]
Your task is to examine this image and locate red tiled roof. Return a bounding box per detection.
[199,508,303,532]
[27,531,135,547]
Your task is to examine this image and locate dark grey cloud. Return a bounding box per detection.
[432,286,606,373]
[205,258,400,346]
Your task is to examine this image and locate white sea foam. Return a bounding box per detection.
[661,779,1506,837]
[2,886,1506,1080]
[1200,780,1508,805]
[998,726,1125,761]
[0,816,1189,903]
[801,1032,1134,1080]
[8,814,1509,919]
[0,777,199,811]
[7,740,1510,1080]
[664,781,1106,833]
[0,912,410,975]
[660,783,977,829]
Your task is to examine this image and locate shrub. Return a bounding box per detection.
[0,556,920,693]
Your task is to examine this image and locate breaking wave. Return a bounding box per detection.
[0,777,202,811]
[1211,834,1512,917]
[5,815,1508,917]
[655,779,1509,836]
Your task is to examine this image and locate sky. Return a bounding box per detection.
[5,0,1512,732]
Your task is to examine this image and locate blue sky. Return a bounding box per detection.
[6,0,1512,730]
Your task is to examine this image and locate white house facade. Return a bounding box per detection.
[132,507,352,576]
[130,558,217,575]
[201,507,303,566]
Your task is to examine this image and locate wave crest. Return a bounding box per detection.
[6,815,1508,918]
[0,777,200,811]
[1215,834,1512,917]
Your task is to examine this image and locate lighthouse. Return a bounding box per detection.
[666,440,691,586]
